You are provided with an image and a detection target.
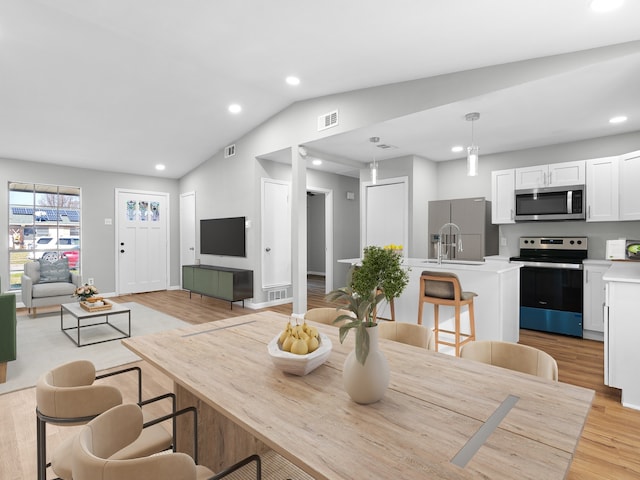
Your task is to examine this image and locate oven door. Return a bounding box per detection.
[519,264,583,337]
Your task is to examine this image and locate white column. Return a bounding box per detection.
[291,146,307,315]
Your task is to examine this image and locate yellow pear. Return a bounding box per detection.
[282,333,295,352]
[291,336,309,355]
[306,335,319,353]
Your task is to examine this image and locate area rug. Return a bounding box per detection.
[0,302,190,395]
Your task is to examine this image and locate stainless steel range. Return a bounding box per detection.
[510,236,588,337]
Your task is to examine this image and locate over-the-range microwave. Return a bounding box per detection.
[514,184,585,221]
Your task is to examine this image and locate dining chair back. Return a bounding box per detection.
[304,307,354,327]
[378,322,433,349]
[460,340,558,381]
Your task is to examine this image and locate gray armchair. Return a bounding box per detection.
[21,258,81,317]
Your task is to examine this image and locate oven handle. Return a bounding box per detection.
[511,260,583,270]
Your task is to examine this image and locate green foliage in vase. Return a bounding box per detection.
[350,246,409,302]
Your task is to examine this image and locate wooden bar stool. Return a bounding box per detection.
[417,271,476,356]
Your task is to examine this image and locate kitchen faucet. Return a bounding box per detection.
[437,222,463,264]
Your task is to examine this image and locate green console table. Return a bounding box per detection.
[0,277,17,383]
[182,265,253,309]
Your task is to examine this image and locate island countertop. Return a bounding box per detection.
[338,257,521,344]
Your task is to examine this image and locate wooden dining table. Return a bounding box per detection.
[122,311,594,479]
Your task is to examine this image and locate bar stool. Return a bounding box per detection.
[417,271,476,356]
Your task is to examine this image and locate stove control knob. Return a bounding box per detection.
[577,240,582,245]
[570,240,575,245]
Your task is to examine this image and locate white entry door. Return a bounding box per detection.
[116,189,169,294]
[262,179,291,288]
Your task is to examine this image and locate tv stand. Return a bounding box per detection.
[182,265,253,309]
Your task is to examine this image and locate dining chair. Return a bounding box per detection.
[304,307,354,327]
[36,360,173,480]
[72,403,261,480]
[460,340,559,381]
[417,271,476,356]
[378,321,434,349]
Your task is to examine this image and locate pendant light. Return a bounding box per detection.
[369,136,380,184]
[465,112,480,177]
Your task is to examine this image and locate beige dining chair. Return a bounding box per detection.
[417,271,477,356]
[460,340,559,381]
[378,321,435,349]
[36,360,173,480]
[72,403,261,480]
[304,307,354,327]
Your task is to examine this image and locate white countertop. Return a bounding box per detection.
[338,257,521,274]
[603,261,640,283]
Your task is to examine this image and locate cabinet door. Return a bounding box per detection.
[548,160,585,186]
[515,165,547,189]
[619,150,640,221]
[583,264,608,333]
[194,268,218,297]
[491,169,515,224]
[182,266,195,291]
[586,156,619,222]
[217,271,233,301]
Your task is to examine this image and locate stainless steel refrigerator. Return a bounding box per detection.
[427,197,498,261]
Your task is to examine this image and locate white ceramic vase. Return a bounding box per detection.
[342,324,390,404]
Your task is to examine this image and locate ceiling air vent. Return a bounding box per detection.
[224,144,236,158]
[317,110,339,131]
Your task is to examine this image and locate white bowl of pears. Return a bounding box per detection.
[267,319,332,376]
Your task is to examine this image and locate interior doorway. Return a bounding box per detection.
[306,187,333,294]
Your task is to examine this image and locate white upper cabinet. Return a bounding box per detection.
[491,169,515,224]
[515,160,585,189]
[586,156,619,222]
[619,150,640,221]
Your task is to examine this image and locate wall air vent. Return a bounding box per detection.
[224,144,236,158]
[317,110,339,131]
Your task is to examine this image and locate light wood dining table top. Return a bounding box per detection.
[122,311,594,480]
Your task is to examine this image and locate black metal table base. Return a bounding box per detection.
[60,305,131,347]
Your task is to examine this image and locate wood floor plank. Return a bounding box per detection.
[2,275,640,479]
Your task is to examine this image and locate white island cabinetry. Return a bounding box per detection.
[338,258,521,344]
[604,262,640,410]
[583,260,611,340]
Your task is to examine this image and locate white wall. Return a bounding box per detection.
[1,157,181,294]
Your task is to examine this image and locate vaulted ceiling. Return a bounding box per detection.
[2,0,639,178]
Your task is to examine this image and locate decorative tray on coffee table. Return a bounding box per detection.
[80,299,113,312]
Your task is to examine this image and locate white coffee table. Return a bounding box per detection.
[60,301,131,347]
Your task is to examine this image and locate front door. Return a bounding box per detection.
[116,189,169,294]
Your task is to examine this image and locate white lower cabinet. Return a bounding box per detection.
[604,263,640,410]
[582,261,609,339]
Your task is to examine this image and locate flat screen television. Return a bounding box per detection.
[200,216,246,257]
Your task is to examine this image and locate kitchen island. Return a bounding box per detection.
[603,261,640,410]
[339,258,521,343]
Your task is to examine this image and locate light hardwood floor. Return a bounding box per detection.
[2,276,640,479]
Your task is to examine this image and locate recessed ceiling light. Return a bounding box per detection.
[451,146,464,153]
[312,159,322,166]
[609,115,628,124]
[228,104,242,114]
[286,76,300,86]
[590,0,624,12]
[155,164,166,171]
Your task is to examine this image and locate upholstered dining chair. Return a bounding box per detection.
[378,321,435,350]
[36,360,173,480]
[417,271,477,356]
[304,307,354,327]
[460,340,559,381]
[72,403,262,480]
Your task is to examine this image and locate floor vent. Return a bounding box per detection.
[317,110,339,131]
[268,289,287,302]
[224,144,236,158]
